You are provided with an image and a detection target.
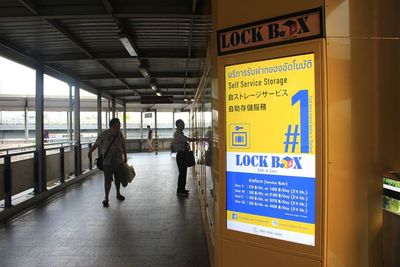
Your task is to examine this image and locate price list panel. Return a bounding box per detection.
[227,173,315,224]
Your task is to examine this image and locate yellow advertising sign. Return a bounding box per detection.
[226,54,315,154]
[225,54,316,246]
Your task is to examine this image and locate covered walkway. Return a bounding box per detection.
[0,152,210,267]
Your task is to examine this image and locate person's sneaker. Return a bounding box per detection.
[176,191,189,197]
[102,200,109,207]
[116,195,125,201]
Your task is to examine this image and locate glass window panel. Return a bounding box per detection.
[80,89,96,99]
[0,56,35,96]
[142,112,155,129]
[156,112,173,138]
[80,112,97,142]
[44,75,69,97]
[126,112,141,139]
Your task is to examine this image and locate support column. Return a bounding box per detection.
[24,99,29,142]
[97,94,102,135]
[68,84,73,141]
[35,66,46,193]
[107,100,111,122]
[140,111,143,151]
[154,109,158,155]
[111,98,116,118]
[172,110,175,130]
[74,82,82,175]
[123,103,127,138]
[97,94,102,157]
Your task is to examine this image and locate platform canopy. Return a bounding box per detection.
[0,0,212,109]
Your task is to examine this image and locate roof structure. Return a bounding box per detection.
[0,0,212,110]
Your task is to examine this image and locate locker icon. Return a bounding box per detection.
[230,124,249,148]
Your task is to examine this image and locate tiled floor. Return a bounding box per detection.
[0,152,211,267]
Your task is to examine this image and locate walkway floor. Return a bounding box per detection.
[0,152,211,267]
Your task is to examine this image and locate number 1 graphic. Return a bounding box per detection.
[291,90,309,153]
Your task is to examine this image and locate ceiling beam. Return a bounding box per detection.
[100,84,197,91]
[0,26,115,101]
[17,0,139,97]
[17,0,39,16]
[46,20,93,58]
[18,1,92,58]
[78,72,202,81]
[40,51,202,63]
[182,0,198,97]
[0,13,211,22]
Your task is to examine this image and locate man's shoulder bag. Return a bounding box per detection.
[95,132,119,171]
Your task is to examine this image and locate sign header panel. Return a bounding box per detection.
[225,54,316,246]
[218,7,323,55]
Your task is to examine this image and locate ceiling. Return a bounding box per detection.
[0,0,212,110]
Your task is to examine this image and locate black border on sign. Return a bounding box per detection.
[217,7,324,56]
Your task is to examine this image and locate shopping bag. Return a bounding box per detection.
[121,163,136,187]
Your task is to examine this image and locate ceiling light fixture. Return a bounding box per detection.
[149,83,157,91]
[138,65,150,79]
[118,32,137,57]
[156,91,162,96]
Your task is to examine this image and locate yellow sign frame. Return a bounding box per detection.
[218,39,325,257]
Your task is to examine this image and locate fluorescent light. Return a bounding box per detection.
[118,32,137,57]
[138,65,150,78]
[156,91,162,96]
[150,83,157,90]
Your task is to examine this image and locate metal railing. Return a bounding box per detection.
[0,140,96,208]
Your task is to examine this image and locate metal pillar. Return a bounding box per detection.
[74,82,82,175]
[123,104,127,138]
[172,110,175,130]
[97,94,102,135]
[107,100,111,122]
[97,94,102,157]
[60,147,65,183]
[3,155,12,207]
[68,84,73,141]
[140,111,143,151]
[154,109,158,154]
[35,66,46,193]
[111,98,116,118]
[24,99,29,142]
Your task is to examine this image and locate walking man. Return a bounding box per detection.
[88,118,127,207]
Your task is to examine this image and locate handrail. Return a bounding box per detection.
[0,144,36,153]
[0,150,36,158]
[0,141,74,158]
[0,140,97,158]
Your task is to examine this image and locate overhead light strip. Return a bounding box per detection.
[118,32,137,57]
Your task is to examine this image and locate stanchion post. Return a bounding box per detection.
[78,143,82,174]
[88,143,93,170]
[74,145,79,176]
[4,155,12,207]
[60,147,65,183]
[34,151,40,194]
[42,149,47,192]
